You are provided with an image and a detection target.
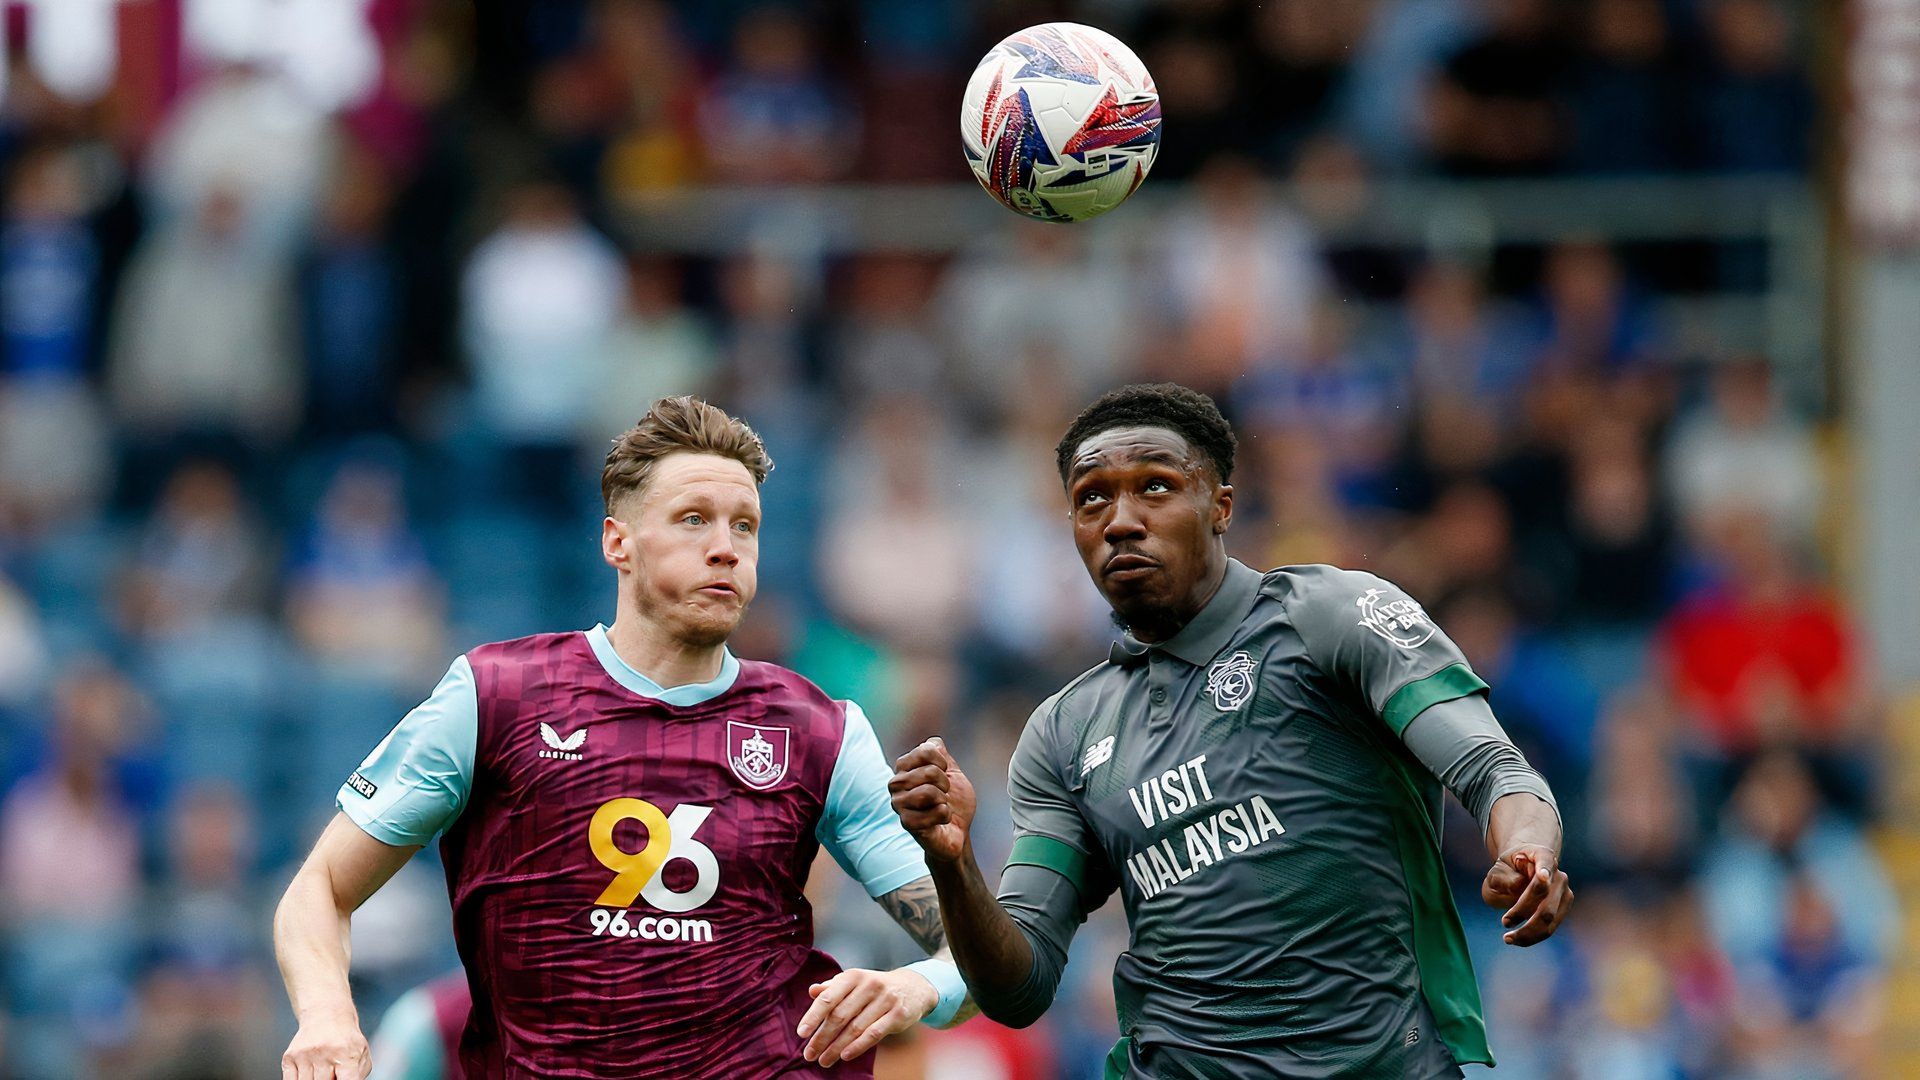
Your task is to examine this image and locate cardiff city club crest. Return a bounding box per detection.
[726,721,790,790]
[1205,651,1257,711]
[1355,587,1437,649]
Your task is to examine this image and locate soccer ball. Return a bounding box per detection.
[960,23,1161,223]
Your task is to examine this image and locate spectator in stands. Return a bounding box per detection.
[460,180,624,507]
[1566,0,1683,174]
[1729,873,1883,1078]
[298,143,401,437]
[1701,752,1895,1010]
[831,255,946,403]
[935,227,1139,413]
[118,459,271,643]
[1666,356,1822,544]
[0,147,114,532]
[108,185,302,447]
[1377,259,1533,406]
[0,664,150,1076]
[820,400,971,655]
[1553,412,1675,625]
[699,7,856,183]
[1424,0,1567,175]
[596,0,704,192]
[1243,0,1371,164]
[1585,689,1695,886]
[285,449,444,684]
[131,785,278,1078]
[1692,0,1813,174]
[1155,155,1325,395]
[1524,238,1668,372]
[1656,520,1868,762]
[589,257,718,440]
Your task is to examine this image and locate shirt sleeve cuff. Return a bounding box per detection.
[905,959,969,1028]
[336,793,430,848]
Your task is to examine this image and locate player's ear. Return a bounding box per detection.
[1212,482,1233,535]
[601,516,633,570]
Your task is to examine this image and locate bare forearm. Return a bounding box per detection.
[1485,791,1561,862]
[274,865,358,1026]
[927,844,1037,995]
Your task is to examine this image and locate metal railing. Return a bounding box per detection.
[614,176,1825,398]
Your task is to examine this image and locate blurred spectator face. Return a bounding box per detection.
[1289,135,1371,225]
[1732,751,1818,850]
[614,453,760,647]
[1150,37,1234,120]
[1409,262,1485,337]
[1590,0,1666,62]
[169,787,250,889]
[1545,240,1623,322]
[1708,0,1793,74]
[317,146,392,242]
[1424,483,1513,586]
[1709,357,1777,430]
[735,8,811,79]
[1485,0,1552,37]
[194,187,248,245]
[6,147,88,222]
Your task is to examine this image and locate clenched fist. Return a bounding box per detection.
[890,737,976,864]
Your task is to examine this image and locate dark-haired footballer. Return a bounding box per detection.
[890,384,1573,1078]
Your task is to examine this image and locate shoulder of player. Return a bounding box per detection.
[1256,563,1398,617]
[1026,658,1123,745]
[465,630,583,668]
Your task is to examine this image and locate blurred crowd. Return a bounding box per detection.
[0,1,1879,1079]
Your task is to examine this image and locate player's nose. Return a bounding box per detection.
[1104,495,1148,543]
[706,533,739,566]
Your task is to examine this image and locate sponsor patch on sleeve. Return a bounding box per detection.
[346,772,378,799]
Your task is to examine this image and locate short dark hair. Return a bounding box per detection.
[1054,383,1236,486]
[602,396,774,516]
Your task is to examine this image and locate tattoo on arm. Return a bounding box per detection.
[877,877,945,955]
[877,876,980,1024]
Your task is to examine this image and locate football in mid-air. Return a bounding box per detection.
[960,22,1161,223]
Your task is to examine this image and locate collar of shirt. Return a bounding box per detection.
[1108,559,1262,669]
[585,623,740,706]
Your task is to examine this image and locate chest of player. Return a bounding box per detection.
[1063,640,1400,906]
[467,680,840,908]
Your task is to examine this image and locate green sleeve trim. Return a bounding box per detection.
[1007,834,1088,891]
[1381,754,1494,1067]
[1381,662,1489,737]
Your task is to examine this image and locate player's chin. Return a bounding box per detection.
[675,599,746,646]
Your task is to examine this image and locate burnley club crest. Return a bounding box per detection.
[727,721,790,790]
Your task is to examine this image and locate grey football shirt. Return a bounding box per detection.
[1005,560,1498,1079]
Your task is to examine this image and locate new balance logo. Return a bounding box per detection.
[539,723,587,761]
[1081,735,1115,776]
[1405,1027,1420,1046]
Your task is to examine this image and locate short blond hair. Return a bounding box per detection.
[601,396,774,516]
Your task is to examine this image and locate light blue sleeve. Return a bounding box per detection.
[815,700,930,899]
[337,656,477,848]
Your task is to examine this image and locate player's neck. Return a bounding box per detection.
[604,617,728,690]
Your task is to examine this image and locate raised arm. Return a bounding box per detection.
[889,738,1040,1004]
[891,731,1114,1028]
[275,815,419,1080]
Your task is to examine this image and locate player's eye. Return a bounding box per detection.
[1078,488,1106,507]
[1145,479,1172,494]
[682,513,705,526]
[734,519,756,534]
